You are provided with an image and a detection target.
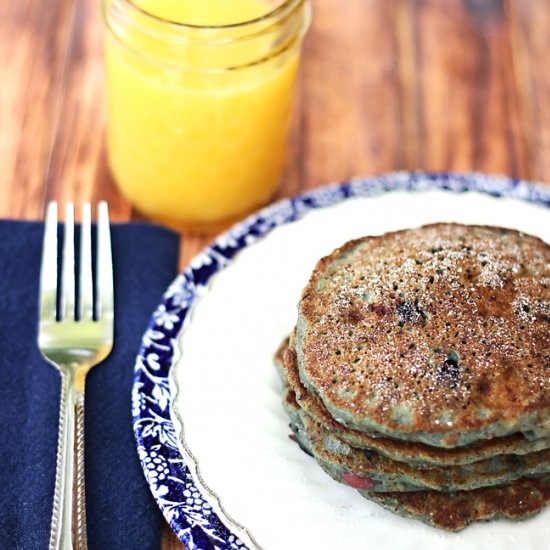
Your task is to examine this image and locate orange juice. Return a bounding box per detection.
[103,0,310,231]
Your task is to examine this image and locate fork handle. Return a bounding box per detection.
[49,367,88,550]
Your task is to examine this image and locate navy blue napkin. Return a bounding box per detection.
[0,220,179,550]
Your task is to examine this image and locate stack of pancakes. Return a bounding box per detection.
[275,223,550,530]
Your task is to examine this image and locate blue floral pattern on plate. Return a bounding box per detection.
[132,172,550,550]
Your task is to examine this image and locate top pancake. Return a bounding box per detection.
[295,224,550,447]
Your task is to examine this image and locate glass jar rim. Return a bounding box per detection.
[103,0,311,72]
[124,0,301,31]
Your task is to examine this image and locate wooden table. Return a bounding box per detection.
[2,0,549,547]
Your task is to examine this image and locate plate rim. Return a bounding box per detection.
[132,171,550,550]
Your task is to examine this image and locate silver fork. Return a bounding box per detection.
[38,202,114,550]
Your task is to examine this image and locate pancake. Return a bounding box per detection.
[283,389,550,531]
[295,224,550,447]
[363,475,550,532]
[283,388,550,493]
[274,338,288,383]
[275,338,550,465]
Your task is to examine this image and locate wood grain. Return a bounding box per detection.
[294,0,405,187]
[0,0,73,219]
[398,0,526,176]
[506,0,550,182]
[42,0,131,219]
[2,0,550,548]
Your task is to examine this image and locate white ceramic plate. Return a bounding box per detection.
[133,173,550,550]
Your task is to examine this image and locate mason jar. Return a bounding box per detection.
[103,0,311,232]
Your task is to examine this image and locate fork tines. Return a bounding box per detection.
[40,202,113,323]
